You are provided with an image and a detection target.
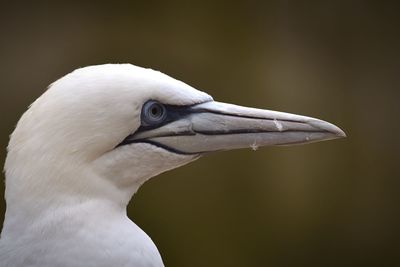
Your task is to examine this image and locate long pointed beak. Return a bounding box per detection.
[125,101,346,154]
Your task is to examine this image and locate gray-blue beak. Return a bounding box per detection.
[125,101,346,154]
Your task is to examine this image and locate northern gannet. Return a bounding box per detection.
[0,64,345,267]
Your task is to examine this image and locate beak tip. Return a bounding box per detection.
[328,123,346,139]
[336,128,347,138]
[309,119,346,139]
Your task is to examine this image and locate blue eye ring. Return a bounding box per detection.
[141,101,167,126]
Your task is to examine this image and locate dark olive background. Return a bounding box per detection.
[1,1,399,266]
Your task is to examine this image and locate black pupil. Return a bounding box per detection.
[150,105,161,117]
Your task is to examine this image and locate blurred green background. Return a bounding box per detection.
[1,1,399,266]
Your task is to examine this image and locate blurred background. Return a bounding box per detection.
[1,1,399,266]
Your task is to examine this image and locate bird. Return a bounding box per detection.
[0,64,345,267]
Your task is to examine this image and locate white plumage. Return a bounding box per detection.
[0,64,345,267]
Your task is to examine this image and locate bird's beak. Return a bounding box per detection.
[124,101,346,154]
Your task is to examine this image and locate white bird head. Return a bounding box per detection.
[5,64,345,209]
[2,64,345,266]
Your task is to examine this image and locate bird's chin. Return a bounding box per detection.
[140,142,203,168]
[93,142,201,195]
[129,142,202,182]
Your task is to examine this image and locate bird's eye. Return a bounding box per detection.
[142,101,167,126]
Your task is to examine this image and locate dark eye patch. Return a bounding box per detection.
[139,100,195,131]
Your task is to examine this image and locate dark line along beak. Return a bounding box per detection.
[123,101,346,154]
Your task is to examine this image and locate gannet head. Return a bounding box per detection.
[4,64,345,209]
